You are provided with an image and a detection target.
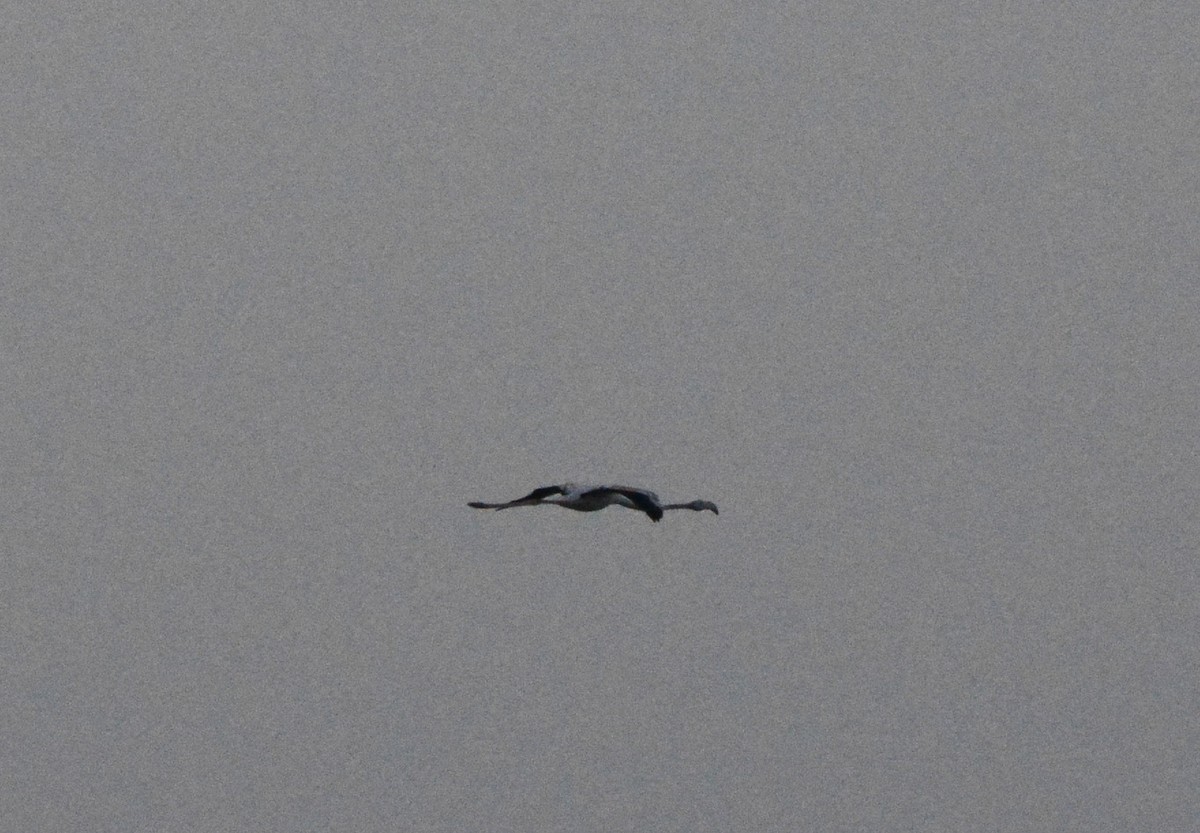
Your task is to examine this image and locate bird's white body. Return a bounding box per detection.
[546,483,646,512]
[469,483,718,522]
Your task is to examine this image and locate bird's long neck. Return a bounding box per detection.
[662,500,718,514]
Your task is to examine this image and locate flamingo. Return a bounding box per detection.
[468,483,718,522]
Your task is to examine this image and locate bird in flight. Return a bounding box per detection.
[468,483,718,522]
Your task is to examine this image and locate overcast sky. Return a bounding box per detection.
[4,2,1198,830]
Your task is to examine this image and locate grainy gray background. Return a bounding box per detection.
[4,2,1198,831]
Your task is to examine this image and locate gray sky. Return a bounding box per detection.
[4,2,1198,830]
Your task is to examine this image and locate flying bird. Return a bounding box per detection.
[468,483,718,522]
